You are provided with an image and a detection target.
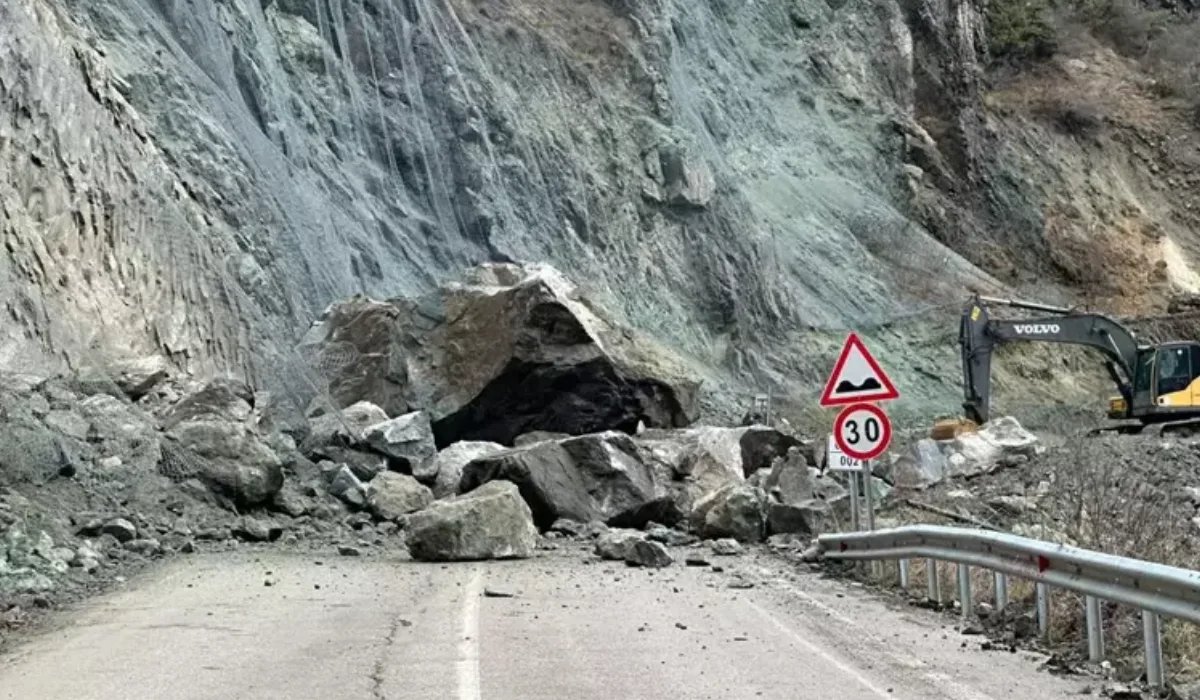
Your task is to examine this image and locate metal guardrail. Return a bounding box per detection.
[817,525,1200,688]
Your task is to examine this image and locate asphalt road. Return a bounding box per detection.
[0,546,1088,700]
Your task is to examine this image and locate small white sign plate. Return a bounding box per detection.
[826,434,866,473]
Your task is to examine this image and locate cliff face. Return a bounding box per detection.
[2,0,1199,420]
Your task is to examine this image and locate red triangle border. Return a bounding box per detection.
[818,332,900,407]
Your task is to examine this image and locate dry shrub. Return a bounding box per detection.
[1038,435,1200,675]
[1071,0,1170,57]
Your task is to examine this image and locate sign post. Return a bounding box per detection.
[820,333,899,539]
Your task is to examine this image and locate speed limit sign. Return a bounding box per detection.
[833,403,892,461]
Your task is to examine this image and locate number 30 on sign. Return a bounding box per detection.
[833,403,892,461]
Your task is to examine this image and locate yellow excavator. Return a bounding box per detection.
[959,295,1200,434]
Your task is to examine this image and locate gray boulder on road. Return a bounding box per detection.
[767,501,829,537]
[594,529,645,561]
[329,465,368,508]
[298,264,700,446]
[625,539,673,568]
[405,481,537,562]
[367,472,434,522]
[431,441,507,498]
[460,432,659,530]
[300,401,389,456]
[162,383,285,506]
[362,411,437,476]
[690,484,767,543]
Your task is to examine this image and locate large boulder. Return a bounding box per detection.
[690,484,768,543]
[296,263,700,447]
[160,378,254,430]
[944,417,1040,477]
[405,481,538,561]
[362,411,436,476]
[431,441,507,498]
[892,438,948,489]
[300,401,389,456]
[163,419,284,505]
[459,432,660,530]
[767,500,829,537]
[636,425,803,517]
[763,447,814,506]
[367,472,434,522]
[594,528,645,560]
[893,418,1039,488]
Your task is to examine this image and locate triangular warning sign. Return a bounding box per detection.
[819,332,900,407]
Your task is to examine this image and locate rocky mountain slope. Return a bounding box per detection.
[2,0,1192,423]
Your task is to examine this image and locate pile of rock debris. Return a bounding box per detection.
[0,263,853,630]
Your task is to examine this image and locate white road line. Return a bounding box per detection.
[747,600,897,699]
[457,567,483,700]
[765,583,1001,700]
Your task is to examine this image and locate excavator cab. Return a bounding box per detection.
[1138,342,1200,414]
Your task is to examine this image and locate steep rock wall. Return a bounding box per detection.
[5,0,1196,421]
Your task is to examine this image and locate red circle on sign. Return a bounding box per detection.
[833,403,892,461]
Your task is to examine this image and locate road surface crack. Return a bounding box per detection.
[370,614,405,700]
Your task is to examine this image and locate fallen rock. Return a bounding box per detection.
[811,470,849,504]
[124,538,163,555]
[625,539,673,568]
[163,420,284,505]
[460,432,661,530]
[767,532,810,550]
[405,481,538,561]
[232,518,280,542]
[549,518,586,537]
[637,425,802,517]
[329,465,369,508]
[431,441,507,498]
[767,500,829,536]
[297,263,700,446]
[594,529,645,561]
[943,417,1040,479]
[363,411,437,476]
[271,486,312,518]
[690,484,767,543]
[764,447,814,506]
[892,438,948,489]
[101,518,137,543]
[161,379,253,430]
[711,538,743,556]
[645,522,697,547]
[311,445,388,482]
[367,472,434,521]
[300,401,390,456]
[109,355,172,401]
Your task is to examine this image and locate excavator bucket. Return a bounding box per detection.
[930,417,979,441]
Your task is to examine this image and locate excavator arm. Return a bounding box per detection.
[960,296,1141,424]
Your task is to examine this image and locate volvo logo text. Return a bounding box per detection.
[1013,324,1061,335]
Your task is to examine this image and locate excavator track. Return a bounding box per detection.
[1087,418,1200,438]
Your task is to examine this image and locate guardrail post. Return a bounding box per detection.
[1036,583,1050,638]
[926,559,941,603]
[848,474,860,531]
[957,563,971,618]
[993,572,1007,612]
[1143,610,1164,688]
[1086,595,1104,662]
[899,559,910,590]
